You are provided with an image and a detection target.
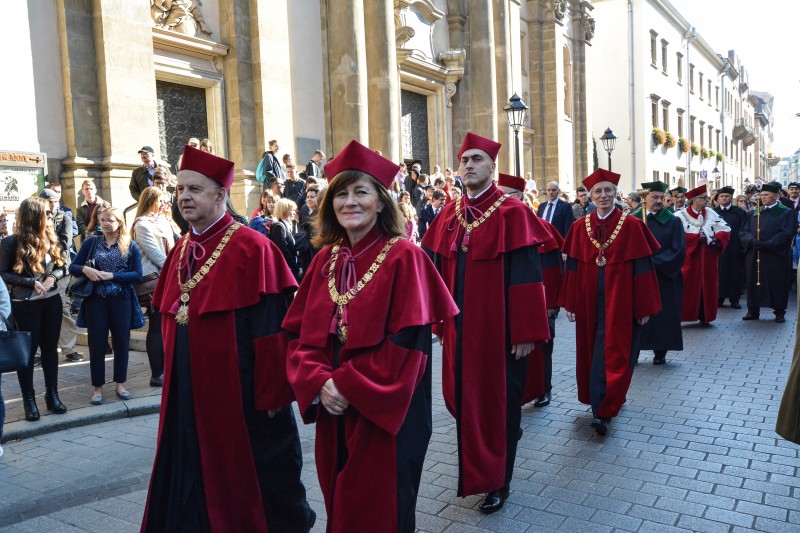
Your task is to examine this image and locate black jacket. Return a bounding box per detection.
[537,199,575,238]
[0,236,69,300]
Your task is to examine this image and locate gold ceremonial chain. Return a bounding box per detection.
[175,223,242,326]
[327,237,400,343]
[584,212,627,267]
[681,208,707,228]
[454,194,509,252]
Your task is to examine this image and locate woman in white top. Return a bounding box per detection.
[131,187,175,387]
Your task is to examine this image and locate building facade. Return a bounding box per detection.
[589,0,766,194]
[3,0,602,215]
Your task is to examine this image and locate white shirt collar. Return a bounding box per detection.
[596,209,614,220]
[467,182,493,200]
[191,211,227,235]
[765,201,779,209]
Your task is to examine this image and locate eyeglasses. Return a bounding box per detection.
[45,211,53,216]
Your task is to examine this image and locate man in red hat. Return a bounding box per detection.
[674,184,731,325]
[142,146,315,532]
[423,135,552,513]
[559,168,662,436]
[497,173,564,408]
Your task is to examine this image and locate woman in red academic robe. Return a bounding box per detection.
[284,140,458,533]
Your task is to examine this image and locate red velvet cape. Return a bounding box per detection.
[522,217,564,404]
[422,184,551,495]
[142,214,298,532]
[677,208,731,322]
[558,210,662,418]
[283,227,458,532]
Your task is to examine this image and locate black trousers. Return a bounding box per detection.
[146,307,164,379]
[14,295,62,393]
[84,293,132,387]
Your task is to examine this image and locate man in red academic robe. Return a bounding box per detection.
[674,184,730,325]
[423,134,551,513]
[497,173,564,408]
[141,146,315,532]
[559,168,661,436]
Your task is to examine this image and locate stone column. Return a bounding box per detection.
[465,0,498,143]
[92,0,160,207]
[320,0,369,155]
[56,0,105,210]
[493,0,513,174]
[364,0,399,161]
[527,0,561,192]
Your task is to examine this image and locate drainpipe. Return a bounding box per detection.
[720,61,727,187]
[686,27,696,186]
[628,0,636,185]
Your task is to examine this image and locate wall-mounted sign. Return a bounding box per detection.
[0,150,47,217]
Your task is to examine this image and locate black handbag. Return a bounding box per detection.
[0,314,32,373]
[67,238,98,301]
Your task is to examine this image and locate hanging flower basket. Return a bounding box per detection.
[701,148,712,160]
[691,143,700,156]
[652,128,666,146]
[715,151,724,163]
[678,137,690,153]
[664,132,676,148]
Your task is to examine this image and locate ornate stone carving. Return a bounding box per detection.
[151,0,212,39]
[439,49,466,108]
[542,0,568,21]
[555,0,568,21]
[584,16,595,43]
[396,26,416,48]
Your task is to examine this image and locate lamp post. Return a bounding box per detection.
[600,127,617,171]
[712,167,720,188]
[503,93,528,177]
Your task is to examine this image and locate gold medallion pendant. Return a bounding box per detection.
[585,212,626,268]
[595,255,607,267]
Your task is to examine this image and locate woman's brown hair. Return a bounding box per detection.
[134,187,163,220]
[13,197,65,274]
[258,190,278,217]
[312,170,405,248]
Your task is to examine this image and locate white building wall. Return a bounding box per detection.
[1,2,68,175]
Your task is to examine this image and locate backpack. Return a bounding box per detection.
[256,156,267,183]
[248,216,273,237]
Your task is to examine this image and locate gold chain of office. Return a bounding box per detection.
[584,212,627,267]
[454,194,509,252]
[175,222,242,326]
[327,237,400,343]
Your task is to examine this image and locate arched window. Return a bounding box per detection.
[563,45,573,120]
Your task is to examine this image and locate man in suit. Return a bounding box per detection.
[419,188,445,240]
[537,181,575,238]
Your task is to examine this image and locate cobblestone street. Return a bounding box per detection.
[1,301,799,532]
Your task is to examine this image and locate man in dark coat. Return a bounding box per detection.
[537,180,575,238]
[423,133,551,514]
[668,186,687,212]
[740,182,797,323]
[142,146,315,532]
[714,186,747,308]
[637,181,685,365]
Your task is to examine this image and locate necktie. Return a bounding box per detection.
[544,202,553,223]
[647,213,655,219]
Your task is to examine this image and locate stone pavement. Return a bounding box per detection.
[1,301,800,532]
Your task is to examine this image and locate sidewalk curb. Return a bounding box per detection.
[1,396,161,444]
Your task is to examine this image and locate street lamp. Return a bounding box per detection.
[600,127,617,171]
[503,93,528,177]
[712,167,720,185]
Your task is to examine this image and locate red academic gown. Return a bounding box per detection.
[142,214,312,532]
[559,210,662,418]
[522,217,564,404]
[284,227,458,533]
[677,207,731,323]
[422,183,551,496]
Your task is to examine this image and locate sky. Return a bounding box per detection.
[668,0,800,159]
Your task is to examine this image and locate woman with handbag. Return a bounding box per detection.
[70,207,144,405]
[131,187,175,387]
[0,198,69,421]
[0,276,14,456]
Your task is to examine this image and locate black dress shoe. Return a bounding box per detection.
[775,315,786,323]
[150,374,164,387]
[591,417,609,436]
[64,352,84,362]
[533,393,551,407]
[742,313,760,321]
[731,302,742,310]
[479,486,509,514]
[653,354,666,365]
